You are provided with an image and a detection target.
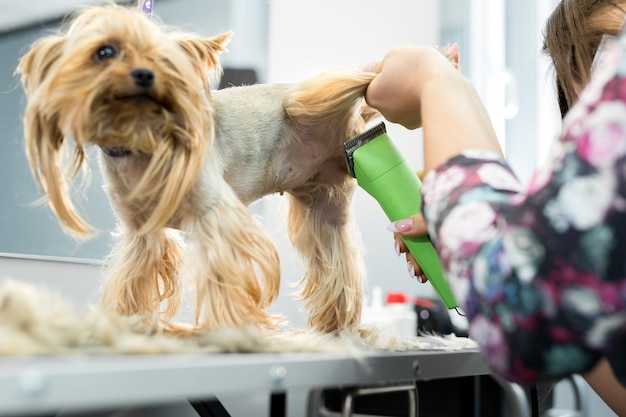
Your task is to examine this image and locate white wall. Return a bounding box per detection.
[0,0,100,33]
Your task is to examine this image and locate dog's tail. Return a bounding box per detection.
[284,45,461,133]
[284,70,380,132]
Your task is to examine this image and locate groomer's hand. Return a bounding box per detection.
[363,45,460,130]
[387,214,430,283]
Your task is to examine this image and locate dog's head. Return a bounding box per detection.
[16,4,231,237]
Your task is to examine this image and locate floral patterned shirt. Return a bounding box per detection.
[422,34,626,386]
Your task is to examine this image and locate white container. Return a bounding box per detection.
[360,286,394,330]
[360,287,417,339]
[386,292,418,339]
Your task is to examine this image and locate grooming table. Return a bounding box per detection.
[0,349,490,417]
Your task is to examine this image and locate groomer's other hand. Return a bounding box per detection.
[364,45,459,130]
[387,214,430,283]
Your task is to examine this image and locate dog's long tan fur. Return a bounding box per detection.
[17,4,380,334]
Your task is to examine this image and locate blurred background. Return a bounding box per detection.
[0,0,613,415]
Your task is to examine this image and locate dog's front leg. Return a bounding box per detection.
[100,227,184,329]
[288,176,365,334]
[183,177,282,331]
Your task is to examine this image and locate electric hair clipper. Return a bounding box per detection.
[344,122,458,309]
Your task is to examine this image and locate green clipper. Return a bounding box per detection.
[344,122,458,309]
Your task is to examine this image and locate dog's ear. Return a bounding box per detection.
[176,31,232,69]
[18,35,93,239]
[23,102,93,239]
[16,35,66,96]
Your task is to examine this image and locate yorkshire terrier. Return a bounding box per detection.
[17,4,380,335]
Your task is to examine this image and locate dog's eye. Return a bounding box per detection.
[94,45,119,62]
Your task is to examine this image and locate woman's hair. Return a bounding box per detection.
[542,0,626,117]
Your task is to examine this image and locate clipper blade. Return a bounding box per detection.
[343,121,387,177]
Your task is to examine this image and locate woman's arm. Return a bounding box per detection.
[583,358,626,417]
[365,46,503,170]
[365,44,626,386]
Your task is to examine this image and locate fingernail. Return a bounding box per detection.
[407,262,417,279]
[356,62,374,72]
[418,275,427,284]
[386,218,413,233]
[393,239,400,256]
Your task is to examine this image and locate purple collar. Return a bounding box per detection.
[100,147,132,158]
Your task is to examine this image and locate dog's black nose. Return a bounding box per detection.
[131,68,155,88]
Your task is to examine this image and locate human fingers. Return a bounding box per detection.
[386,214,428,237]
[366,45,460,130]
[439,43,460,69]
[356,61,383,74]
[392,235,428,284]
[406,253,428,284]
[389,215,428,280]
[359,44,455,75]
[363,47,428,129]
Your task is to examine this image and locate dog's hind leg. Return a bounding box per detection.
[281,71,375,334]
[183,181,282,331]
[100,227,184,329]
[287,172,365,334]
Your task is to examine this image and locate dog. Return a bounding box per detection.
[17,3,381,335]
